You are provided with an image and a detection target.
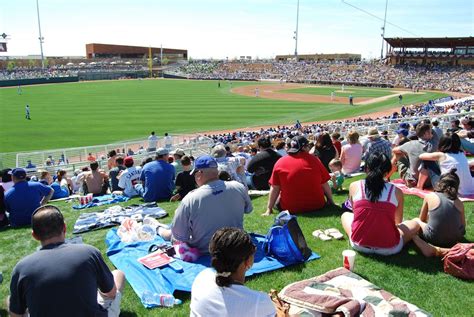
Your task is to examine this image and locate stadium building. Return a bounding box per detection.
[275,53,361,62]
[385,37,474,66]
[85,43,188,61]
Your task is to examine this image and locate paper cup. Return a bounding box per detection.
[342,249,356,271]
[86,193,93,203]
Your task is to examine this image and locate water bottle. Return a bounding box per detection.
[141,290,182,307]
[158,294,182,307]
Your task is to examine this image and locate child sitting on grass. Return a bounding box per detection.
[328,159,344,192]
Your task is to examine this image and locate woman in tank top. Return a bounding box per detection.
[341,153,420,256]
[414,170,466,248]
[419,133,474,197]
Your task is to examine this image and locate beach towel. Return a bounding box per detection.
[391,179,474,202]
[72,194,130,209]
[279,267,431,317]
[105,229,320,308]
[73,203,167,234]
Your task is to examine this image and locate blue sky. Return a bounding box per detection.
[0,0,472,59]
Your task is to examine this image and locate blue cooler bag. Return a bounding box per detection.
[265,211,312,263]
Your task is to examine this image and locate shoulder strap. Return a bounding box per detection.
[386,183,395,202]
[359,180,366,199]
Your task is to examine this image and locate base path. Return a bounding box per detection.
[232,83,415,105]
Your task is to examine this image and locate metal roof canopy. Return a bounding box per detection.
[384,37,474,48]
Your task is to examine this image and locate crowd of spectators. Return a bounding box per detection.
[175,60,474,93]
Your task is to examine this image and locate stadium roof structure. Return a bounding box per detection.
[384,37,474,48]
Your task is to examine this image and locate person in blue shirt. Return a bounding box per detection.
[136,148,175,202]
[4,168,53,227]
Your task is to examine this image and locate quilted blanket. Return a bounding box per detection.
[279,267,431,317]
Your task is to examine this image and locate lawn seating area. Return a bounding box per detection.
[1,175,472,316]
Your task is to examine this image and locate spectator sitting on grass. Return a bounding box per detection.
[246,136,281,190]
[4,168,53,227]
[117,156,142,197]
[8,205,125,317]
[190,228,276,317]
[136,148,175,202]
[339,131,363,175]
[171,149,186,174]
[79,161,109,196]
[107,150,117,170]
[328,159,344,192]
[157,155,252,255]
[311,132,337,173]
[170,156,196,202]
[341,153,420,256]
[211,144,246,186]
[109,157,126,192]
[413,170,465,248]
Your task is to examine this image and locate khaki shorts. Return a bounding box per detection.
[97,290,122,317]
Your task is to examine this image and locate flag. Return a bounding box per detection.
[0,42,6,52]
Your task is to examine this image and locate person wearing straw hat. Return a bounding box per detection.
[361,128,392,163]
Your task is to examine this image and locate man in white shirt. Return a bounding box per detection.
[117,157,142,197]
[147,132,158,152]
[164,132,172,150]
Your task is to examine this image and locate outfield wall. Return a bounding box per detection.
[0,77,79,87]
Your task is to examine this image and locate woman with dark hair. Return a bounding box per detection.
[312,132,337,172]
[190,228,276,317]
[107,150,117,170]
[341,153,419,255]
[419,133,474,196]
[414,170,465,248]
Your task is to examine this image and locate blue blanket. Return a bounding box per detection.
[72,194,129,209]
[105,228,320,308]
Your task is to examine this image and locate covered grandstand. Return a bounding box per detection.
[85,43,188,61]
[385,37,474,66]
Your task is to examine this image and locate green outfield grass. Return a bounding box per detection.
[0,176,472,316]
[280,86,398,98]
[0,80,448,153]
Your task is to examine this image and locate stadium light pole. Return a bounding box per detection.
[36,0,45,69]
[380,0,388,60]
[294,0,300,61]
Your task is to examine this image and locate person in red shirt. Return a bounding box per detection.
[263,136,334,216]
[331,132,342,158]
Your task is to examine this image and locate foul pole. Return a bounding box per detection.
[148,46,153,78]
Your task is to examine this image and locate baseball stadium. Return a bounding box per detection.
[0,1,473,316]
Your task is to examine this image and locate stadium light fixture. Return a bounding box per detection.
[380,0,389,60]
[36,0,45,69]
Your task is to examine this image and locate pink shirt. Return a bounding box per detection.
[340,143,362,174]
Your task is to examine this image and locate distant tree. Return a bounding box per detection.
[161,57,169,65]
[28,59,36,68]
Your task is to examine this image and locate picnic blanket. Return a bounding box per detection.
[279,267,431,317]
[105,229,320,308]
[391,179,474,202]
[73,203,167,234]
[72,194,130,209]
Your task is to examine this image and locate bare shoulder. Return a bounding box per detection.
[453,198,464,211]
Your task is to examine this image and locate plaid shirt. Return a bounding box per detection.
[363,138,392,161]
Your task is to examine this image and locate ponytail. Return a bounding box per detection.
[435,169,459,200]
[364,153,392,202]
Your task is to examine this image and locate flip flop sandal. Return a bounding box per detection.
[324,228,344,240]
[312,229,332,241]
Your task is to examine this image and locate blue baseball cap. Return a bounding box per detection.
[399,122,409,129]
[395,128,409,137]
[190,155,218,175]
[10,168,27,180]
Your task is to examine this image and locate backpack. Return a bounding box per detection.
[264,211,312,263]
[443,243,474,280]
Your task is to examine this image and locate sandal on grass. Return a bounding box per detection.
[312,230,332,241]
[324,228,344,240]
